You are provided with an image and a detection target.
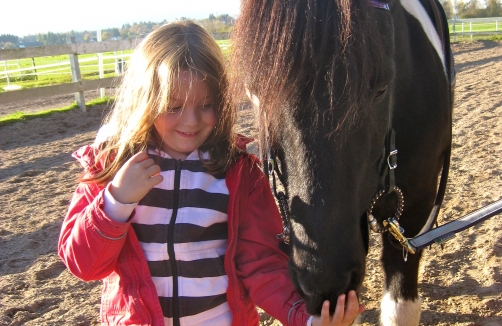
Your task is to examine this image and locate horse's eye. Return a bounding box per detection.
[375,86,387,99]
[374,86,387,99]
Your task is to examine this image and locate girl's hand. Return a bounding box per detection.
[311,290,365,326]
[109,151,163,204]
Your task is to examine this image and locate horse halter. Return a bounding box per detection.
[267,0,452,252]
[267,150,292,244]
[365,128,416,255]
[365,0,453,257]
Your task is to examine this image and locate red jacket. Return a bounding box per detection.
[58,145,310,325]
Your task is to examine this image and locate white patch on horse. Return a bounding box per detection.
[380,292,421,326]
[399,0,446,73]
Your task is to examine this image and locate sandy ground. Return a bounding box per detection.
[0,40,501,326]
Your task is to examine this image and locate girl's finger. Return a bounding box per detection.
[147,174,163,187]
[345,291,359,318]
[145,164,161,177]
[138,157,157,169]
[332,295,346,324]
[315,300,330,325]
[320,300,331,325]
[129,151,149,163]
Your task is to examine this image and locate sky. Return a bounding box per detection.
[2,0,242,37]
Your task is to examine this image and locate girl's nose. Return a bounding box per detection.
[181,106,200,126]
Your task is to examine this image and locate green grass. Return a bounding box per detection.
[449,21,501,33]
[0,96,113,127]
[216,39,232,57]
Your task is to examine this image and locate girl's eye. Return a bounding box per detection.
[201,103,213,110]
[168,106,183,113]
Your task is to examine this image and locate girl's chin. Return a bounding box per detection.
[166,151,192,160]
[162,146,198,160]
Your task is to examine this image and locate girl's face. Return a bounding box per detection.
[154,71,217,160]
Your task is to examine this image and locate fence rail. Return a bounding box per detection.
[0,39,139,61]
[448,17,502,41]
[0,38,143,111]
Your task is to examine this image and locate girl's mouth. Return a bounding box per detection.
[176,131,199,138]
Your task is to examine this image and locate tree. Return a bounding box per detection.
[461,0,484,17]
[120,30,130,40]
[440,0,455,19]
[110,28,120,38]
[217,14,235,24]
[129,23,150,36]
[486,0,502,16]
[0,13,237,47]
[2,42,17,49]
[101,31,112,40]
[0,34,19,44]
[455,0,468,17]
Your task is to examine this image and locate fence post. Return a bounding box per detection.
[67,36,86,112]
[114,51,118,75]
[97,30,105,98]
[3,60,10,86]
[31,58,38,81]
[452,18,457,42]
[17,59,22,81]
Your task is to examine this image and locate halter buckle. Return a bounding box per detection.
[276,226,290,244]
[367,186,404,233]
[383,218,416,254]
[387,149,398,170]
[267,158,275,176]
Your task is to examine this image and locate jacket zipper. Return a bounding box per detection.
[169,159,182,326]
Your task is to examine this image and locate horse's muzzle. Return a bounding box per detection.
[290,263,364,315]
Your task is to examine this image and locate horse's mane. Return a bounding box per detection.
[230,0,386,143]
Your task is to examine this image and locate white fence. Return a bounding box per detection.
[0,38,142,112]
[0,53,130,84]
[448,17,502,41]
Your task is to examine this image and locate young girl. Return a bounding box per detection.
[58,21,363,326]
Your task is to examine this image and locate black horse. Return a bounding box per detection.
[230,0,454,324]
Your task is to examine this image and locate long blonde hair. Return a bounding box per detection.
[85,21,238,184]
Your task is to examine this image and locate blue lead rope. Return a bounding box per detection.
[409,199,502,252]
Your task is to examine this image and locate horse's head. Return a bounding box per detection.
[231,0,396,314]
